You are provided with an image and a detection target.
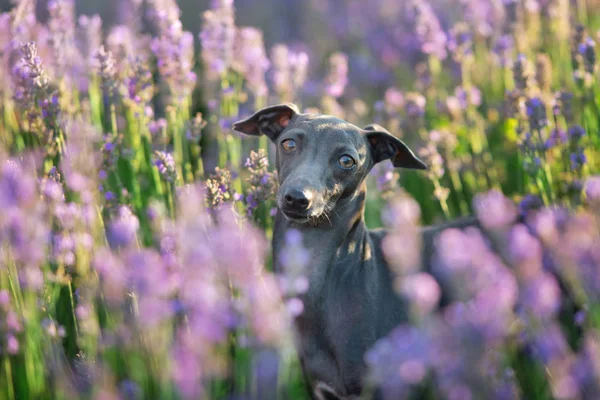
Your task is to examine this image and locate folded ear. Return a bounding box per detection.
[232,103,300,141]
[364,124,427,170]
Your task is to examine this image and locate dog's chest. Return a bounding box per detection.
[295,257,380,389]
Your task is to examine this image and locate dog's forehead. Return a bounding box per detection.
[293,114,364,143]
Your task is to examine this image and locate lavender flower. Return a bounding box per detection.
[372,162,400,199]
[512,54,534,91]
[404,92,427,119]
[153,151,177,183]
[185,113,207,142]
[47,0,78,81]
[199,0,236,80]
[94,46,118,98]
[278,229,310,317]
[0,159,47,289]
[149,118,168,145]
[151,20,197,105]
[366,325,431,399]
[144,0,181,35]
[567,125,587,172]
[473,189,518,231]
[232,27,270,97]
[106,206,140,249]
[553,91,574,123]
[324,52,348,98]
[0,290,22,355]
[492,35,514,67]
[528,323,579,399]
[585,176,600,205]
[403,0,448,61]
[122,56,154,111]
[382,195,422,277]
[13,42,57,132]
[462,0,505,37]
[76,15,103,86]
[448,22,473,63]
[270,44,292,100]
[536,53,553,93]
[270,44,309,102]
[572,332,600,398]
[434,227,519,306]
[572,27,597,85]
[398,272,441,318]
[418,142,449,203]
[519,272,561,320]
[526,97,548,131]
[243,149,278,215]
[205,167,234,209]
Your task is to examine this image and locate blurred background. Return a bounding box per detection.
[3,1,600,399]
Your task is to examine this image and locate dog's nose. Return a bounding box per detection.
[284,189,312,210]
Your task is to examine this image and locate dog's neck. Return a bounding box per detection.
[273,182,369,274]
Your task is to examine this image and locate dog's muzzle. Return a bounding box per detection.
[279,188,324,223]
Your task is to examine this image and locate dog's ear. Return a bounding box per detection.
[233,103,300,141]
[363,124,427,170]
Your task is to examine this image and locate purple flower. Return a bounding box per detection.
[94,46,118,97]
[492,35,514,67]
[585,176,600,204]
[278,229,310,303]
[151,21,197,105]
[418,142,446,180]
[269,44,309,102]
[123,57,154,111]
[185,113,207,142]
[76,14,103,68]
[518,194,544,219]
[568,125,586,140]
[519,272,561,319]
[508,224,543,280]
[153,151,177,183]
[205,167,234,209]
[572,332,600,397]
[404,0,448,61]
[526,97,547,131]
[512,54,533,91]
[398,273,441,318]
[243,149,277,215]
[199,0,236,80]
[232,27,270,97]
[382,195,422,277]
[448,22,473,62]
[324,52,348,98]
[473,190,518,231]
[570,150,587,170]
[106,206,140,249]
[366,325,431,399]
[12,42,58,131]
[372,162,399,198]
[0,160,37,209]
[0,291,22,356]
[529,323,578,399]
[545,128,567,149]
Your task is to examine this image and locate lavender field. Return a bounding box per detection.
[2,0,600,399]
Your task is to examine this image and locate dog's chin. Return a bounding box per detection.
[280,209,323,225]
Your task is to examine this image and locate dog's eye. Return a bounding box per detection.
[338,155,356,169]
[281,139,297,152]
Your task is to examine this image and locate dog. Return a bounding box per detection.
[234,104,476,399]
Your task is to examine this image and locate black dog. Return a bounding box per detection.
[234,104,471,399]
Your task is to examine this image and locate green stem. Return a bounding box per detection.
[4,356,14,400]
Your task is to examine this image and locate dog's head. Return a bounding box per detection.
[233,103,426,225]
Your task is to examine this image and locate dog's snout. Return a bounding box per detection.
[283,189,313,211]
